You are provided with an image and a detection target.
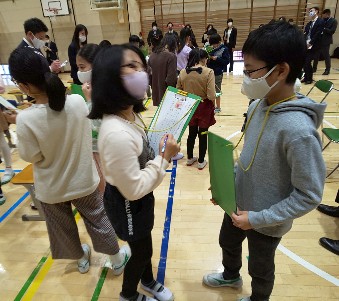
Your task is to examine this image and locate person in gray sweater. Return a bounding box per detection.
[203,22,326,301]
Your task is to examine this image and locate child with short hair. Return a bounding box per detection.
[203,21,326,301]
[207,33,229,113]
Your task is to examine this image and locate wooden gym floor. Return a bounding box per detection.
[0,60,338,300]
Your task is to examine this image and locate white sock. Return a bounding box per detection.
[4,167,13,175]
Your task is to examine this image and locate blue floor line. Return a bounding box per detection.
[0,169,22,173]
[0,191,30,223]
[157,160,178,284]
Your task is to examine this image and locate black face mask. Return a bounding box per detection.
[324,17,330,20]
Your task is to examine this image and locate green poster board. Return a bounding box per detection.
[208,132,237,217]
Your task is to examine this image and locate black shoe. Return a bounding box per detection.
[317,204,339,217]
[301,78,306,83]
[319,237,339,255]
[313,68,317,73]
[304,80,313,85]
[322,70,330,75]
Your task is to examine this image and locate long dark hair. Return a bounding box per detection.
[178,28,192,53]
[72,24,88,50]
[186,48,208,68]
[154,34,177,54]
[9,47,66,111]
[89,44,147,119]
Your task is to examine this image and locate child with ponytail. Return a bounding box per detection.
[6,46,130,275]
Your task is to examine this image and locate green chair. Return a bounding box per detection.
[306,80,333,103]
[70,83,85,99]
[322,128,339,177]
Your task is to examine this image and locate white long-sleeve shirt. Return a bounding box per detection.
[98,114,169,201]
[16,94,99,203]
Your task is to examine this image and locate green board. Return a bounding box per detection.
[208,132,236,217]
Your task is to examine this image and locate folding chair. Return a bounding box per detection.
[306,80,334,103]
[322,128,339,178]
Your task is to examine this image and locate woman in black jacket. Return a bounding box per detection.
[223,18,237,72]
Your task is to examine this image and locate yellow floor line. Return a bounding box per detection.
[21,212,81,300]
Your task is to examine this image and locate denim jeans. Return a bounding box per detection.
[219,213,281,301]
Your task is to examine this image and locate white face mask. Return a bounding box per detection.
[241,65,279,100]
[77,69,92,84]
[309,11,316,17]
[32,35,45,49]
[79,35,87,43]
[228,22,233,27]
[153,26,157,31]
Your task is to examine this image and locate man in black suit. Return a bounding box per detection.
[17,18,60,73]
[317,190,339,255]
[44,34,59,65]
[147,21,163,48]
[223,18,237,73]
[302,7,324,84]
[313,9,338,75]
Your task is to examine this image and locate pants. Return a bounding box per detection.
[40,189,120,259]
[219,213,281,301]
[313,44,331,72]
[0,132,12,167]
[187,126,208,163]
[335,190,339,204]
[225,43,234,72]
[304,48,320,81]
[122,234,154,298]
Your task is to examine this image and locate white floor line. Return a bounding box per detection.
[226,130,241,140]
[278,244,339,286]
[323,119,338,129]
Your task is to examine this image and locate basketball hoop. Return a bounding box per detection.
[45,8,60,21]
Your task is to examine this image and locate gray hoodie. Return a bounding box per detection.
[236,94,326,237]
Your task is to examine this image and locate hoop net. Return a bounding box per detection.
[45,8,60,20]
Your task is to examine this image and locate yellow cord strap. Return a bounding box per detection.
[236,95,296,172]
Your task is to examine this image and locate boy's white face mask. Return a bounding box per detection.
[241,65,279,100]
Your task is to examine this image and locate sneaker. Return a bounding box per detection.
[141,281,174,301]
[171,152,184,161]
[186,157,198,166]
[203,272,243,288]
[198,160,207,170]
[119,292,157,301]
[77,244,91,274]
[0,195,6,205]
[105,245,131,276]
[1,168,15,185]
[214,108,221,114]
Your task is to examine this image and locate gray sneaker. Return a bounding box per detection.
[203,272,243,288]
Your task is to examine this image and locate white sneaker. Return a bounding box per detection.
[119,292,157,301]
[105,245,131,276]
[1,168,15,185]
[141,282,174,301]
[171,152,184,161]
[198,160,207,170]
[0,195,6,205]
[77,244,91,274]
[186,157,198,166]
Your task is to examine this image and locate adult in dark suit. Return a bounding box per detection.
[223,18,237,72]
[165,22,179,39]
[313,9,338,75]
[44,34,58,65]
[317,190,339,255]
[68,24,88,85]
[302,7,324,84]
[17,18,60,73]
[147,22,163,48]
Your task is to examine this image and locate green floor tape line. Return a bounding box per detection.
[91,267,109,301]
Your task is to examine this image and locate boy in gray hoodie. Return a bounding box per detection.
[203,22,326,301]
